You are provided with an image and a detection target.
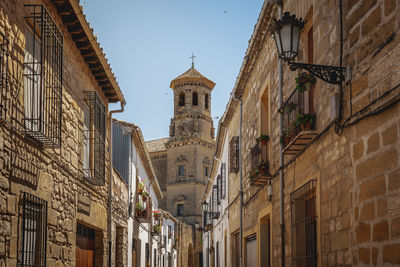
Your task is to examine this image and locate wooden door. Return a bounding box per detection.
[76,224,95,267]
[132,239,137,267]
[76,236,94,267]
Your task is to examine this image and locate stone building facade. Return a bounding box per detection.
[0,0,125,266]
[146,67,216,226]
[202,0,400,266]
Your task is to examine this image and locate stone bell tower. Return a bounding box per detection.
[165,65,216,225]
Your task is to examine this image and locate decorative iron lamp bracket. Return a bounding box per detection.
[288,62,346,85]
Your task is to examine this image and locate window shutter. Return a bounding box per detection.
[229,136,239,173]
[217,175,221,204]
[212,185,218,215]
[221,163,226,199]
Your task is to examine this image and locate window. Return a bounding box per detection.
[177,204,184,216]
[205,93,209,109]
[260,89,269,136]
[23,5,63,148]
[168,225,172,238]
[291,180,317,267]
[0,32,9,122]
[229,136,239,173]
[192,92,198,106]
[204,166,208,177]
[221,163,226,199]
[245,235,257,267]
[178,92,185,107]
[83,91,106,185]
[217,175,221,203]
[154,248,157,267]
[145,243,150,264]
[212,185,219,218]
[20,192,48,267]
[216,242,220,267]
[178,165,185,176]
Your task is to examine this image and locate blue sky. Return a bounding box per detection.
[83,0,263,140]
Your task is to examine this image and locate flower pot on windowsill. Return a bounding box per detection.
[256,134,269,146]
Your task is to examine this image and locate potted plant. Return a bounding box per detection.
[256,134,269,145]
[295,72,316,93]
[168,232,173,239]
[249,168,259,181]
[135,202,144,216]
[295,113,316,131]
[137,181,144,194]
[257,161,269,176]
[153,225,161,235]
[141,190,148,202]
[284,101,297,114]
[153,210,161,220]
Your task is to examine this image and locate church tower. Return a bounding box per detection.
[165,66,216,225]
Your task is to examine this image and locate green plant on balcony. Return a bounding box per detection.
[135,201,144,216]
[284,101,297,114]
[141,190,148,202]
[295,72,316,93]
[257,161,269,176]
[137,181,144,194]
[256,134,269,145]
[153,224,161,235]
[249,167,259,181]
[295,113,316,131]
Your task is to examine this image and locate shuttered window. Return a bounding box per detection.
[229,136,239,173]
[212,185,219,219]
[217,175,221,203]
[221,163,226,199]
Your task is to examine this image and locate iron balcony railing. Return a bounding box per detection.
[249,141,271,186]
[281,87,314,147]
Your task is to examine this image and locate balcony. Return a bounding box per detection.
[249,139,271,187]
[152,225,161,236]
[280,84,317,155]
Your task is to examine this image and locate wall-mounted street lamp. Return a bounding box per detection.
[271,12,345,85]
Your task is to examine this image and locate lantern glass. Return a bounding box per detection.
[272,12,305,62]
[281,24,292,56]
[291,24,301,59]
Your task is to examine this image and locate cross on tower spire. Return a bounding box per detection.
[190,53,196,68]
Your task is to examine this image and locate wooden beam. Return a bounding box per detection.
[84,57,99,64]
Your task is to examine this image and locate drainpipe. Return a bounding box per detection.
[278,5,285,267]
[239,98,243,267]
[108,100,126,267]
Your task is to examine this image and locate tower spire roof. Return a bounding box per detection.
[170,67,215,90]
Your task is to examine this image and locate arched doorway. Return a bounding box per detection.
[188,243,194,267]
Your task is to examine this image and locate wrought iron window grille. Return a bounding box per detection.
[0,32,9,123]
[19,192,48,267]
[23,5,63,148]
[83,91,106,186]
[291,180,317,267]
